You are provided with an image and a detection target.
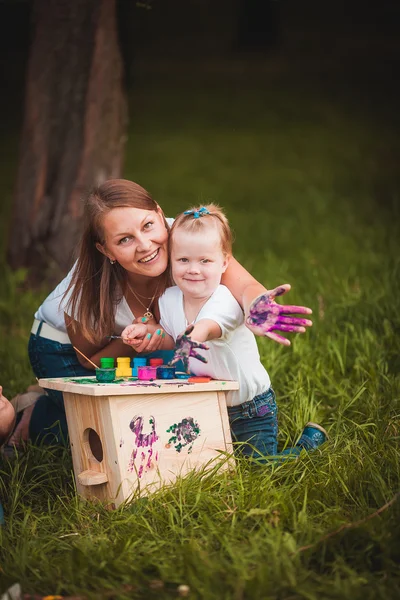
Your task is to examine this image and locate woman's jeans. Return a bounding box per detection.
[28,330,176,446]
[228,388,302,461]
[28,333,92,445]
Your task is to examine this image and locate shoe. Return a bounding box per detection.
[296,422,328,451]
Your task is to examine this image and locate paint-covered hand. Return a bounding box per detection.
[245,284,312,346]
[169,325,209,373]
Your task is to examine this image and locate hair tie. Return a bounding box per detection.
[183,207,210,219]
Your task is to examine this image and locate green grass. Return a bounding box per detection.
[1,57,400,599]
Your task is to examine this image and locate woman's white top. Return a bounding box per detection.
[34,218,175,337]
[159,285,271,407]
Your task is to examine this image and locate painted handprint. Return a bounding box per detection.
[246,284,312,346]
[128,415,159,478]
[166,417,201,454]
[169,325,209,373]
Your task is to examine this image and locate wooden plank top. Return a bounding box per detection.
[38,377,239,397]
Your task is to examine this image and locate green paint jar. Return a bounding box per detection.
[100,357,115,368]
[96,368,116,382]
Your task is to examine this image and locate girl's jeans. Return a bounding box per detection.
[228,388,302,461]
[28,329,176,446]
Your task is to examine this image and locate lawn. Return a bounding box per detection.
[1,52,399,599]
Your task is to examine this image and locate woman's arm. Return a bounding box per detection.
[65,315,137,369]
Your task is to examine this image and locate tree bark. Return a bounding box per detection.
[7,0,127,276]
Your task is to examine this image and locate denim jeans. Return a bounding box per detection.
[28,332,93,445]
[28,326,177,446]
[228,388,303,462]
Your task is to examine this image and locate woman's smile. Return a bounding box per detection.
[99,206,169,276]
[138,248,160,263]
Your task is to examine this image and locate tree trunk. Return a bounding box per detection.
[7,0,127,276]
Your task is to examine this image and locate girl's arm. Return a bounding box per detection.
[221,257,312,345]
[187,319,221,343]
[221,257,267,315]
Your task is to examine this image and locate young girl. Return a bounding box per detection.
[122,205,327,460]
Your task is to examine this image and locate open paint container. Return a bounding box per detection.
[137,366,158,380]
[95,368,116,383]
[156,366,176,379]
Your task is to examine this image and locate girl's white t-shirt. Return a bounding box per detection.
[34,218,175,336]
[159,285,271,407]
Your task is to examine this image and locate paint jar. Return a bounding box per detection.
[132,357,147,376]
[175,372,190,379]
[156,366,176,379]
[137,366,158,380]
[100,357,115,369]
[95,368,116,383]
[149,358,163,367]
[116,357,132,377]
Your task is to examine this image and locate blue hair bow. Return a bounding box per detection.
[183,207,210,219]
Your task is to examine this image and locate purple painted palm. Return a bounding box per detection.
[246,284,312,346]
[169,325,209,373]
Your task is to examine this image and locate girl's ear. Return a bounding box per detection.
[221,254,230,274]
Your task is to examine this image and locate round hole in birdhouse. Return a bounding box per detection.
[83,428,103,462]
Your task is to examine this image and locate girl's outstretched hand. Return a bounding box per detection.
[245,284,312,346]
[169,325,209,373]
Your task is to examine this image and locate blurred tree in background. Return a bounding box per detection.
[7,0,127,274]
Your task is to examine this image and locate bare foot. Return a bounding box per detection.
[8,404,36,447]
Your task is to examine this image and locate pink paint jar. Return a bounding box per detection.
[137,366,158,380]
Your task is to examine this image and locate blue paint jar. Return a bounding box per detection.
[156,366,176,379]
[132,357,147,377]
[175,372,190,379]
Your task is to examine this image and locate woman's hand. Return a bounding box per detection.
[169,325,209,373]
[245,284,312,346]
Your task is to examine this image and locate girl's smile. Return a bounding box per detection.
[171,229,229,300]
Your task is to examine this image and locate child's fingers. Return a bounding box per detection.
[276,316,313,327]
[273,324,306,333]
[191,351,208,363]
[268,284,291,299]
[265,331,291,346]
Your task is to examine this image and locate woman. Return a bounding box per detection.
[15,179,312,446]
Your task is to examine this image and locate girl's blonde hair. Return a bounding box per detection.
[170,203,233,255]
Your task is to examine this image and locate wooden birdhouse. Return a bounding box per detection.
[39,377,238,507]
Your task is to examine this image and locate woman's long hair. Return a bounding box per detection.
[65,179,170,344]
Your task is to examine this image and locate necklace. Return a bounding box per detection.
[126,280,160,320]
